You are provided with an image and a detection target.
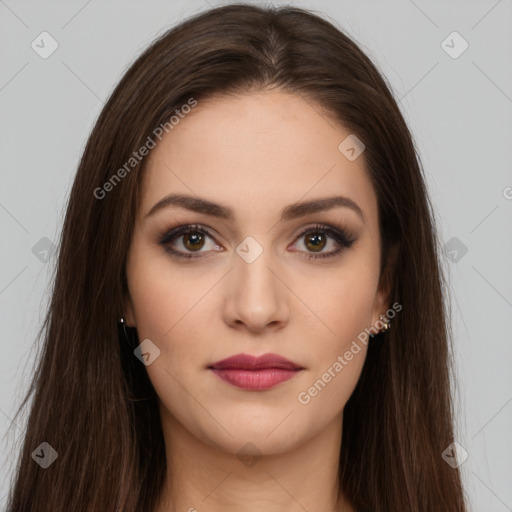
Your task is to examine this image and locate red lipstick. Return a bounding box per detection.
[208,353,303,390]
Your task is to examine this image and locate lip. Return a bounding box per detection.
[208,353,304,390]
[210,353,303,371]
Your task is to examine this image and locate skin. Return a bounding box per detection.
[123,89,391,512]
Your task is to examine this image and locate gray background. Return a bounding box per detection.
[1,0,511,510]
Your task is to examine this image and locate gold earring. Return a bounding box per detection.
[379,314,391,332]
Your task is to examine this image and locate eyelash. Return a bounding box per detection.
[158,223,356,261]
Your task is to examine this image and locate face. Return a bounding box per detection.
[124,90,389,456]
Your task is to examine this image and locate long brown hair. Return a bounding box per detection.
[6,4,466,511]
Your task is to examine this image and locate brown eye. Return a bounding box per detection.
[159,224,223,260]
[304,232,327,252]
[182,231,206,251]
[292,224,356,260]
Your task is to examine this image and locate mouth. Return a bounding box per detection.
[208,353,304,390]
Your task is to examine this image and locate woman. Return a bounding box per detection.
[6,3,467,511]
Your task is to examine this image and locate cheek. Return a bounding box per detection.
[125,246,214,421]
[299,250,380,344]
[293,250,379,406]
[125,240,220,380]
[295,283,374,418]
[126,238,203,337]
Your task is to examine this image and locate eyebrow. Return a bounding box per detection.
[145,193,365,223]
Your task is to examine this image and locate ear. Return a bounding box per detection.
[122,292,137,327]
[371,242,399,324]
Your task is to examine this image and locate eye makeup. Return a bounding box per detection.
[157,222,357,262]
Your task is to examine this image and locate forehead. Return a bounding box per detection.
[139,90,377,226]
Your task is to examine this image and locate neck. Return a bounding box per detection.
[154,406,354,512]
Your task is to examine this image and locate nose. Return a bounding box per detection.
[222,246,290,334]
